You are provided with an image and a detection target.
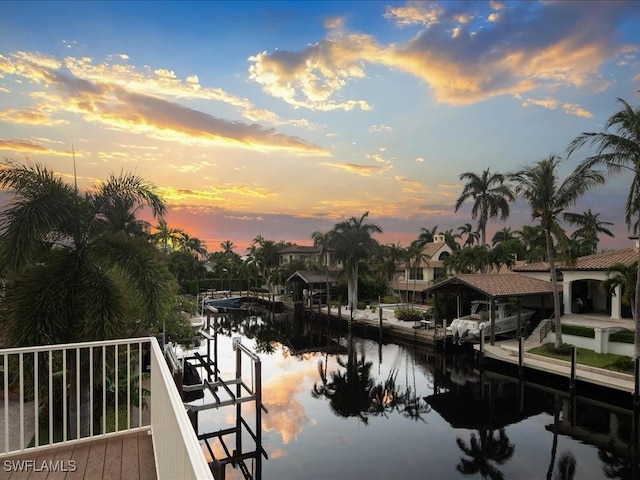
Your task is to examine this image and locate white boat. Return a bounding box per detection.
[447,300,535,344]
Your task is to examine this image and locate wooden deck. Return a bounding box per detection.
[0,431,156,480]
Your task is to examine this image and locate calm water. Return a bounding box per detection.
[176,310,639,480]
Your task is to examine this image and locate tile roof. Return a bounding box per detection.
[422,241,448,258]
[278,245,322,254]
[425,273,556,298]
[513,248,639,272]
[286,270,341,284]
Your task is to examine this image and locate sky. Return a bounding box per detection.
[1,1,640,254]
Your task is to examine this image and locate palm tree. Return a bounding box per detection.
[568,98,640,358]
[0,162,176,439]
[409,246,430,305]
[151,219,185,253]
[510,156,604,348]
[564,209,614,255]
[413,225,438,248]
[491,227,515,247]
[455,168,515,246]
[312,230,333,307]
[458,223,480,247]
[329,212,382,312]
[220,240,236,254]
[602,262,637,318]
[515,225,547,263]
[0,162,173,346]
[180,232,208,260]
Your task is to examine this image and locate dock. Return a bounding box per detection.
[477,341,635,394]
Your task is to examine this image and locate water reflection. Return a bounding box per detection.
[455,428,515,480]
[178,309,640,480]
[311,333,430,423]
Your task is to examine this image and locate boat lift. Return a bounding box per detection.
[166,307,269,480]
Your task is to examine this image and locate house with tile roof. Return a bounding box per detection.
[277,245,338,268]
[513,241,639,320]
[396,235,453,302]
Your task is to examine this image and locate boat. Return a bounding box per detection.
[447,300,535,344]
[203,295,243,311]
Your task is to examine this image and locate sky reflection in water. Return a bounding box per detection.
[177,313,638,480]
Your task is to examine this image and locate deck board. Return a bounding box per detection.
[0,431,156,480]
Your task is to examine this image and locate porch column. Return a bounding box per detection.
[563,278,572,315]
[611,285,622,320]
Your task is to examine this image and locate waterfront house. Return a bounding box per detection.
[277,245,337,268]
[395,234,453,303]
[513,239,639,320]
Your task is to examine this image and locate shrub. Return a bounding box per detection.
[607,357,634,374]
[609,330,634,344]
[394,307,424,322]
[357,301,367,310]
[552,324,595,338]
[543,343,575,356]
[381,295,399,304]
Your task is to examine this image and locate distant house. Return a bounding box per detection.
[396,234,453,302]
[277,245,337,268]
[513,239,638,320]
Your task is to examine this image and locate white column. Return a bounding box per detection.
[563,278,572,315]
[610,285,622,320]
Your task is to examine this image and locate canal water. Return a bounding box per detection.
[176,310,639,480]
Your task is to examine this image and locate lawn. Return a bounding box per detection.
[529,344,634,374]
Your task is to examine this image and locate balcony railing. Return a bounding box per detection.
[0,337,213,480]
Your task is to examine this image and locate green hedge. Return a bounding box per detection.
[552,324,595,338]
[609,330,635,344]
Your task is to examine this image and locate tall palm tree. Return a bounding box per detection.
[563,209,614,255]
[408,245,429,305]
[510,156,604,348]
[312,230,333,307]
[455,168,515,246]
[568,98,640,358]
[329,212,382,312]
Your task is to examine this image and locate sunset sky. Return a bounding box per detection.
[1,1,640,253]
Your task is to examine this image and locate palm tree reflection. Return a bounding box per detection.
[312,335,429,423]
[455,428,515,480]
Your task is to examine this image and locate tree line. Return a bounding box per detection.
[1,97,639,359]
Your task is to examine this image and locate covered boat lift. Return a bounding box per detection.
[424,273,556,345]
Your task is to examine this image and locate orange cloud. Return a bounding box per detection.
[1,52,328,155]
[322,162,393,176]
[0,139,76,156]
[261,368,317,445]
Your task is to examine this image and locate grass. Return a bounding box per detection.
[529,344,634,374]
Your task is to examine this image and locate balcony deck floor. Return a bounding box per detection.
[0,431,156,480]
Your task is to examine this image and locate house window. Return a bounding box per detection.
[409,267,424,280]
[434,267,445,280]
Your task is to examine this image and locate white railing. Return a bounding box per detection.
[150,338,213,480]
[0,337,212,480]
